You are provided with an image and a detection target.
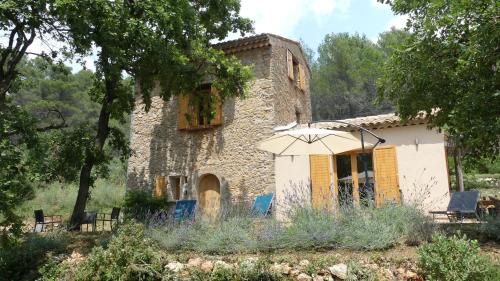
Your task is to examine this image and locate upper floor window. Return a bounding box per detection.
[178,84,223,130]
[287,49,307,91]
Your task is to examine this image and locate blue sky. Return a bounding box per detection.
[235,0,408,53]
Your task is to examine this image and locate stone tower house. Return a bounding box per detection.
[126,34,311,214]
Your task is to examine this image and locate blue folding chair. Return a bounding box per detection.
[251,193,273,217]
[174,200,197,221]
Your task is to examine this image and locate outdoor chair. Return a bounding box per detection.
[33,210,62,232]
[80,211,97,232]
[429,191,481,222]
[251,193,273,217]
[97,207,121,231]
[174,200,197,221]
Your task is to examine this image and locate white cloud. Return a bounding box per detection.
[237,0,351,38]
[386,14,409,30]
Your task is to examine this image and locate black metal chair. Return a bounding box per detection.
[97,207,121,231]
[430,191,481,222]
[80,211,97,232]
[33,210,62,232]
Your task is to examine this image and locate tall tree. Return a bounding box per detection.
[377,0,500,162]
[377,27,410,59]
[311,33,390,120]
[0,1,68,239]
[54,0,253,229]
[0,0,66,109]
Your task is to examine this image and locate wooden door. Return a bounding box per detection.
[310,155,333,210]
[198,174,220,218]
[373,146,401,207]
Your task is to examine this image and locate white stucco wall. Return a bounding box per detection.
[274,155,311,220]
[274,124,450,216]
[362,125,450,212]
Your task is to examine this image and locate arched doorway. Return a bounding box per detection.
[198,174,221,218]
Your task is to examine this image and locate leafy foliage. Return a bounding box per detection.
[0,104,38,240]
[378,0,500,161]
[0,231,68,281]
[42,222,164,281]
[418,234,500,281]
[122,189,170,221]
[311,30,409,120]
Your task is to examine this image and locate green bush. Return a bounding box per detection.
[280,208,339,249]
[150,204,434,253]
[42,222,165,281]
[123,189,169,221]
[418,234,500,281]
[0,231,68,281]
[479,217,500,241]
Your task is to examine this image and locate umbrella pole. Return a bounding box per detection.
[360,130,370,203]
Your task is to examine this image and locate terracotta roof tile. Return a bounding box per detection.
[314,113,428,131]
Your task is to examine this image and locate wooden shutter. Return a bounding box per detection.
[298,64,306,91]
[286,49,294,80]
[154,176,167,198]
[373,146,401,207]
[210,86,223,126]
[310,155,333,210]
[178,95,189,130]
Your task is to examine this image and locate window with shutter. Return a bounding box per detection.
[177,83,223,130]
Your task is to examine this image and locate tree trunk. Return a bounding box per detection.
[454,146,465,192]
[68,75,116,230]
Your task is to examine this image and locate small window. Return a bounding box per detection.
[178,84,223,130]
[168,175,187,200]
[286,49,306,92]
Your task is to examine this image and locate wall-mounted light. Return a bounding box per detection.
[415,138,419,151]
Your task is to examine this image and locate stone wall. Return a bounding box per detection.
[126,35,312,207]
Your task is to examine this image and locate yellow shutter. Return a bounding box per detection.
[210,86,223,126]
[299,64,306,91]
[287,49,294,80]
[189,100,199,129]
[310,155,333,210]
[373,146,401,207]
[154,176,167,198]
[178,95,189,130]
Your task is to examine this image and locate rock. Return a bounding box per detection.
[299,259,311,268]
[272,263,292,275]
[404,270,421,280]
[312,275,324,281]
[328,263,348,280]
[240,257,258,269]
[317,268,330,276]
[290,269,301,277]
[322,276,334,281]
[200,260,214,272]
[165,261,184,273]
[214,260,233,271]
[383,268,395,280]
[296,273,312,281]
[187,257,203,268]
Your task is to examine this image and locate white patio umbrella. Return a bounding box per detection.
[257,127,374,156]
